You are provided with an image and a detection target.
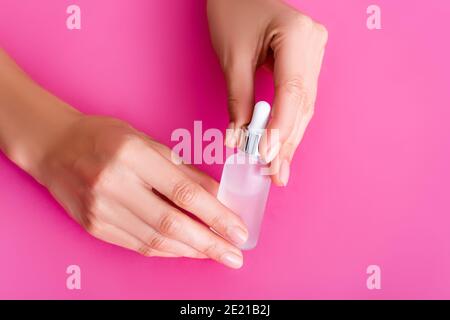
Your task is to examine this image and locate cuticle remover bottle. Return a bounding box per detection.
[217,101,272,250]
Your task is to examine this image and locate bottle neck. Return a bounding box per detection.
[239,128,263,159]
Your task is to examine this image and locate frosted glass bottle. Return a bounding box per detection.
[218,151,271,250]
[217,101,272,250]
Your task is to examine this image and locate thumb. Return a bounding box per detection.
[223,58,255,148]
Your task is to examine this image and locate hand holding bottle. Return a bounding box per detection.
[208,0,328,186]
[0,49,248,269]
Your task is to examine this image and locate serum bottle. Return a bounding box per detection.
[218,101,272,250]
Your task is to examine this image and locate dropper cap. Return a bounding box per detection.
[239,101,271,157]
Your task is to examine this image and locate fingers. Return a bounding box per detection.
[178,164,219,196]
[91,197,206,259]
[145,138,219,195]
[132,146,249,248]
[84,217,179,258]
[223,57,255,148]
[115,179,244,269]
[259,26,307,166]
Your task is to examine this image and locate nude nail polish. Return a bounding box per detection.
[221,252,243,269]
[225,122,237,148]
[279,159,290,186]
[218,101,272,250]
[227,226,248,246]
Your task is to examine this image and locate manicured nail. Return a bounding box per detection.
[279,159,290,186]
[235,127,244,147]
[225,122,237,148]
[265,141,281,163]
[227,226,248,246]
[221,252,243,269]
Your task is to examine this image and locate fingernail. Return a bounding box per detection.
[265,141,281,163]
[279,159,290,186]
[235,127,244,147]
[220,252,243,269]
[227,226,248,246]
[225,122,237,148]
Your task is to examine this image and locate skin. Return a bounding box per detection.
[208,0,328,186]
[0,0,327,269]
[0,49,247,269]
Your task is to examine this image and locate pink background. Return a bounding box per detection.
[1,0,450,299]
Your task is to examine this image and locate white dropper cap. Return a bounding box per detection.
[247,101,271,133]
[239,101,271,157]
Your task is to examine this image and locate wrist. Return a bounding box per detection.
[2,100,82,181]
[0,48,83,180]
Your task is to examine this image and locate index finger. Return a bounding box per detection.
[130,142,249,247]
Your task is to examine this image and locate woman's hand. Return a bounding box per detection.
[208,0,328,186]
[36,116,248,268]
[0,49,247,269]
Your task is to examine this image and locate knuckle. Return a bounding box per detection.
[291,14,314,30]
[116,134,143,158]
[172,180,199,207]
[147,234,166,251]
[227,95,240,111]
[138,245,153,257]
[282,76,305,94]
[158,211,180,236]
[279,77,307,106]
[226,96,246,125]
